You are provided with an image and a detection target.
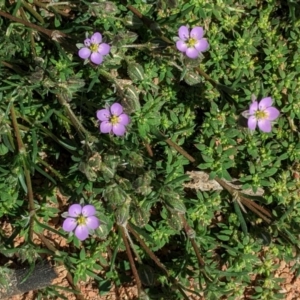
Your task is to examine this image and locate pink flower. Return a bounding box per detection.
[78,32,110,65]
[96,103,130,136]
[176,26,209,59]
[246,97,280,132]
[62,204,100,241]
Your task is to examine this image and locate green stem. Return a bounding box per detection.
[98,69,124,95]
[22,0,45,24]
[36,157,64,181]
[10,104,35,241]
[56,94,90,141]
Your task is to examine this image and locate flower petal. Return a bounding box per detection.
[247,115,257,130]
[90,52,103,65]
[84,38,91,47]
[112,124,126,136]
[258,119,272,132]
[98,43,110,56]
[194,38,209,52]
[265,107,280,120]
[86,216,100,230]
[75,225,89,241]
[78,47,91,59]
[110,103,123,116]
[176,40,188,53]
[100,121,112,133]
[190,26,204,40]
[82,205,96,217]
[68,204,82,217]
[178,26,190,40]
[118,113,130,126]
[97,109,110,121]
[62,218,77,232]
[91,32,102,44]
[185,47,199,59]
[259,97,273,110]
[249,101,258,114]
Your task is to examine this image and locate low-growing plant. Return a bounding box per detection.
[1,0,300,299]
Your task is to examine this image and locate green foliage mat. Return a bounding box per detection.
[0,0,300,299]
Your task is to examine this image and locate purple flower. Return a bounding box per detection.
[245,97,280,132]
[96,103,130,136]
[78,32,110,65]
[176,26,209,59]
[62,204,100,241]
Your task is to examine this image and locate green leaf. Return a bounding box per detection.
[0,144,8,155]
[233,200,248,234]
[216,234,230,241]
[79,248,86,260]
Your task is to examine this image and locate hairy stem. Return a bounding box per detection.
[119,225,142,296]
[127,223,169,276]
[0,10,65,38]
[10,104,35,241]
[127,223,191,300]
[56,94,91,142]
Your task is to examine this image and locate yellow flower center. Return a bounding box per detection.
[187,37,197,48]
[110,115,119,125]
[255,110,268,120]
[90,43,98,53]
[77,215,86,225]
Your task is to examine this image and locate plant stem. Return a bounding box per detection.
[119,225,142,296]
[165,137,196,163]
[37,157,64,181]
[127,223,169,276]
[98,69,124,96]
[22,0,45,24]
[181,216,205,267]
[37,233,85,300]
[10,104,35,241]
[127,223,191,300]
[32,0,71,17]
[56,94,90,142]
[0,10,66,38]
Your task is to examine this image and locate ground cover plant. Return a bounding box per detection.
[1,0,300,299]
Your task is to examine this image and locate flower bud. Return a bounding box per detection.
[128,63,145,81]
[167,211,183,231]
[123,15,143,29]
[184,70,202,86]
[122,85,141,113]
[115,204,130,225]
[104,184,128,207]
[128,152,144,167]
[138,265,155,286]
[132,206,150,227]
[163,193,186,214]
